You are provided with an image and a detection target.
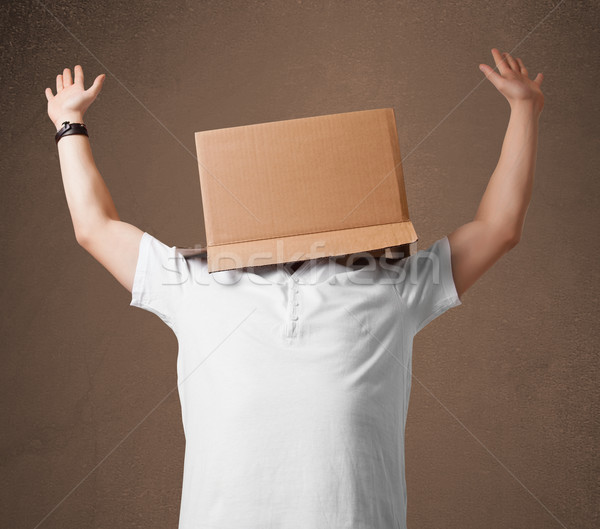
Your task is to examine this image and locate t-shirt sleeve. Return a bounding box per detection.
[391,236,462,335]
[130,231,190,330]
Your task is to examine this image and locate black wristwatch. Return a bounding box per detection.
[55,120,89,145]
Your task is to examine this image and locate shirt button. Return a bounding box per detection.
[290,314,299,321]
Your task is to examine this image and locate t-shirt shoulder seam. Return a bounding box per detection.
[129,231,179,333]
[131,231,152,305]
[440,236,462,306]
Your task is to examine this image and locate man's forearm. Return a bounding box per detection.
[474,101,541,240]
[55,113,119,243]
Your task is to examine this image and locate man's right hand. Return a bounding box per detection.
[47,65,146,294]
[45,65,105,130]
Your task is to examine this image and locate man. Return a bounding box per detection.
[45,48,544,528]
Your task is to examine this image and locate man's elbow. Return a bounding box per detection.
[74,225,89,247]
[74,219,111,249]
[75,225,98,249]
[482,223,521,253]
[503,230,521,251]
[73,230,84,247]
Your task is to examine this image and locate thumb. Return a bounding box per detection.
[479,63,504,89]
[88,74,106,96]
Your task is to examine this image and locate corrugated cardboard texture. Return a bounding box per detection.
[195,108,418,271]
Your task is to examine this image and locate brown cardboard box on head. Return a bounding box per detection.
[179,108,419,272]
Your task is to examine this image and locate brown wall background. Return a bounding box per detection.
[2,1,598,528]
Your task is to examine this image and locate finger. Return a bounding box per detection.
[56,74,63,92]
[516,58,529,77]
[503,51,519,72]
[45,87,54,102]
[533,72,543,86]
[491,48,511,76]
[479,63,505,90]
[74,64,84,87]
[63,67,73,86]
[86,74,106,96]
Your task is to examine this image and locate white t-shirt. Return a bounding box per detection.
[130,232,462,529]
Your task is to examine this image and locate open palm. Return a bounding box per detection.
[480,48,544,113]
[45,65,105,128]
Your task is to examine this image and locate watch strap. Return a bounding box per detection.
[55,121,89,145]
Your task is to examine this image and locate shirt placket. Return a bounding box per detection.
[284,277,301,339]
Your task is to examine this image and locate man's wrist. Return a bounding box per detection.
[509,99,543,118]
[55,113,85,132]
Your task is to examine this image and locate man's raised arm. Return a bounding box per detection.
[46,65,143,293]
[447,48,545,300]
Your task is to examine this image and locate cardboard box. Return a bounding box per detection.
[181,108,418,272]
